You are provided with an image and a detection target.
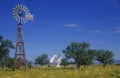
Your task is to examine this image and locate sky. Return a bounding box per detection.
[0,0,120,61]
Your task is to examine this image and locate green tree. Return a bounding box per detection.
[61,58,69,68]
[96,49,114,68]
[82,49,96,67]
[5,57,14,70]
[0,35,15,68]
[35,54,49,66]
[27,61,33,69]
[63,42,96,68]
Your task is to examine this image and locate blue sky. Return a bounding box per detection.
[0,0,120,61]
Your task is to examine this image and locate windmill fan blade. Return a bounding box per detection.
[13,4,33,23]
[20,4,22,10]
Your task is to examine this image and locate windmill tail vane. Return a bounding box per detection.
[26,13,34,21]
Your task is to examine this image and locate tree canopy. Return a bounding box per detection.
[61,58,69,68]
[0,35,15,68]
[96,49,114,68]
[35,54,49,66]
[63,42,96,68]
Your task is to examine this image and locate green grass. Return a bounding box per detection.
[0,65,120,78]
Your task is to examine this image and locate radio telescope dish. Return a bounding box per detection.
[13,4,33,24]
[50,54,61,67]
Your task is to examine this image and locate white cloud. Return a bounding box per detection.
[91,30,101,33]
[116,27,120,30]
[77,30,102,33]
[115,30,120,33]
[64,24,78,27]
[78,27,120,34]
[115,27,120,33]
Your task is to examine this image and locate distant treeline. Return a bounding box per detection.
[0,35,119,70]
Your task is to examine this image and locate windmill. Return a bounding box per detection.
[13,4,33,70]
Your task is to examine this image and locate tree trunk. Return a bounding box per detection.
[64,66,66,69]
[77,64,80,69]
[84,64,86,68]
[35,63,36,68]
[75,59,80,69]
[103,63,106,68]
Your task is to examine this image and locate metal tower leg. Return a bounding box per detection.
[14,24,26,70]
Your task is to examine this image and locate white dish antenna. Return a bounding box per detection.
[50,54,61,67]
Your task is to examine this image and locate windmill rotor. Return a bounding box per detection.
[13,4,33,24]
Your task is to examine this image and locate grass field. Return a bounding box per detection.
[0,65,120,78]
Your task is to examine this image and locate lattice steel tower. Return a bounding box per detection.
[13,4,33,70]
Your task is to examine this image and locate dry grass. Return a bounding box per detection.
[0,65,120,78]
